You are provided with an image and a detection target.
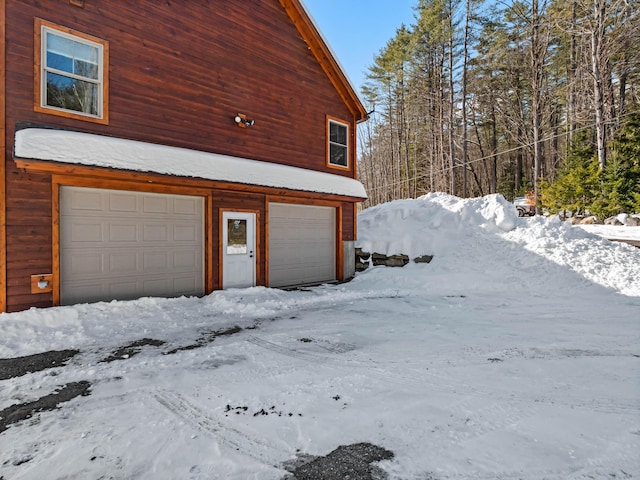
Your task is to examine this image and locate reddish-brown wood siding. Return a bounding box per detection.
[5,167,53,312]
[1,0,6,312]
[3,0,362,311]
[342,201,355,242]
[6,0,355,174]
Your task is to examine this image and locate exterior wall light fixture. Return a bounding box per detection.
[31,274,53,294]
[234,113,255,128]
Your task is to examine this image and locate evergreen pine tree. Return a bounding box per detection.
[590,113,640,217]
[540,133,599,216]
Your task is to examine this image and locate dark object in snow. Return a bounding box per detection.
[372,253,409,267]
[355,248,434,271]
[413,254,434,264]
[164,326,243,355]
[488,358,504,363]
[626,216,640,226]
[100,338,165,363]
[298,338,313,343]
[0,381,91,434]
[604,216,624,226]
[283,442,394,480]
[0,349,80,380]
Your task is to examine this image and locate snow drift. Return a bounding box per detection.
[357,193,640,297]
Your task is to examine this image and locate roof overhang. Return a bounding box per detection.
[280,0,368,122]
[14,128,368,200]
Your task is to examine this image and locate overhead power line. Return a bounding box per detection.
[360,111,636,195]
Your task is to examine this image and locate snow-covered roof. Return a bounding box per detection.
[14,128,367,199]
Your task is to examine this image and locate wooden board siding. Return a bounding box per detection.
[3,0,362,311]
[342,202,356,242]
[1,0,6,312]
[5,0,355,175]
[5,166,53,312]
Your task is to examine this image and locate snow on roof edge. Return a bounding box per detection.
[14,128,367,199]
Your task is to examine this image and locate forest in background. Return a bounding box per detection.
[357,0,639,215]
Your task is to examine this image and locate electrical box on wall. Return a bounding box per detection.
[31,274,53,294]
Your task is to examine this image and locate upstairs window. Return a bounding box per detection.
[35,19,109,124]
[327,117,349,169]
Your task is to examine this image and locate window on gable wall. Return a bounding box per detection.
[35,19,109,124]
[327,118,349,169]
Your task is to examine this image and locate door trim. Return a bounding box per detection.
[218,208,261,289]
[52,176,213,305]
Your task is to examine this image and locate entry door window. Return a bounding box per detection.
[227,219,247,254]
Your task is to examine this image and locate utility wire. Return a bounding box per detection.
[360,111,636,194]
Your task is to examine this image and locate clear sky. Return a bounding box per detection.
[301,0,417,93]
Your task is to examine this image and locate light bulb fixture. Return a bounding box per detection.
[234,113,255,128]
[31,273,53,294]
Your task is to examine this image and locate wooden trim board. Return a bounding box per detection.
[0,0,6,312]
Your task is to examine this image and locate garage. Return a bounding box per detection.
[59,186,204,305]
[268,203,336,288]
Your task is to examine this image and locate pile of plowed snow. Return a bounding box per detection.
[356,193,640,296]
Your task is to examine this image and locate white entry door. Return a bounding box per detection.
[222,212,256,289]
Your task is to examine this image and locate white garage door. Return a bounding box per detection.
[60,186,204,305]
[268,203,336,288]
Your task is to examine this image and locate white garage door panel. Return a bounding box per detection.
[61,187,204,305]
[268,203,336,288]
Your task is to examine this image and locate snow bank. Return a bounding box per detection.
[356,193,518,258]
[0,286,396,357]
[357,193,640,297]
[503,215,640,296]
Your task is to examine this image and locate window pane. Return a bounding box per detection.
[330,144,348,167]
[330,122,347,146]
[46,72,99,115]
[227,219,248,255]
[46,32,99,80]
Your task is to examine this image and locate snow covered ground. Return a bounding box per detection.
[1,193,639,480]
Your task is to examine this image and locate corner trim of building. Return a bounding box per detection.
[0,0,7,313]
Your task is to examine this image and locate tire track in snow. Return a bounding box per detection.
[432,396,541,446]
[152,389,286,465]
[246,335,468,393]
[441,460,637,480]
[246,336,640,417]
[564,438,640,480]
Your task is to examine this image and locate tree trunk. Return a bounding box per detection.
[461,0,472,197]
[448,0,456,196]
[591,0,607,170]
